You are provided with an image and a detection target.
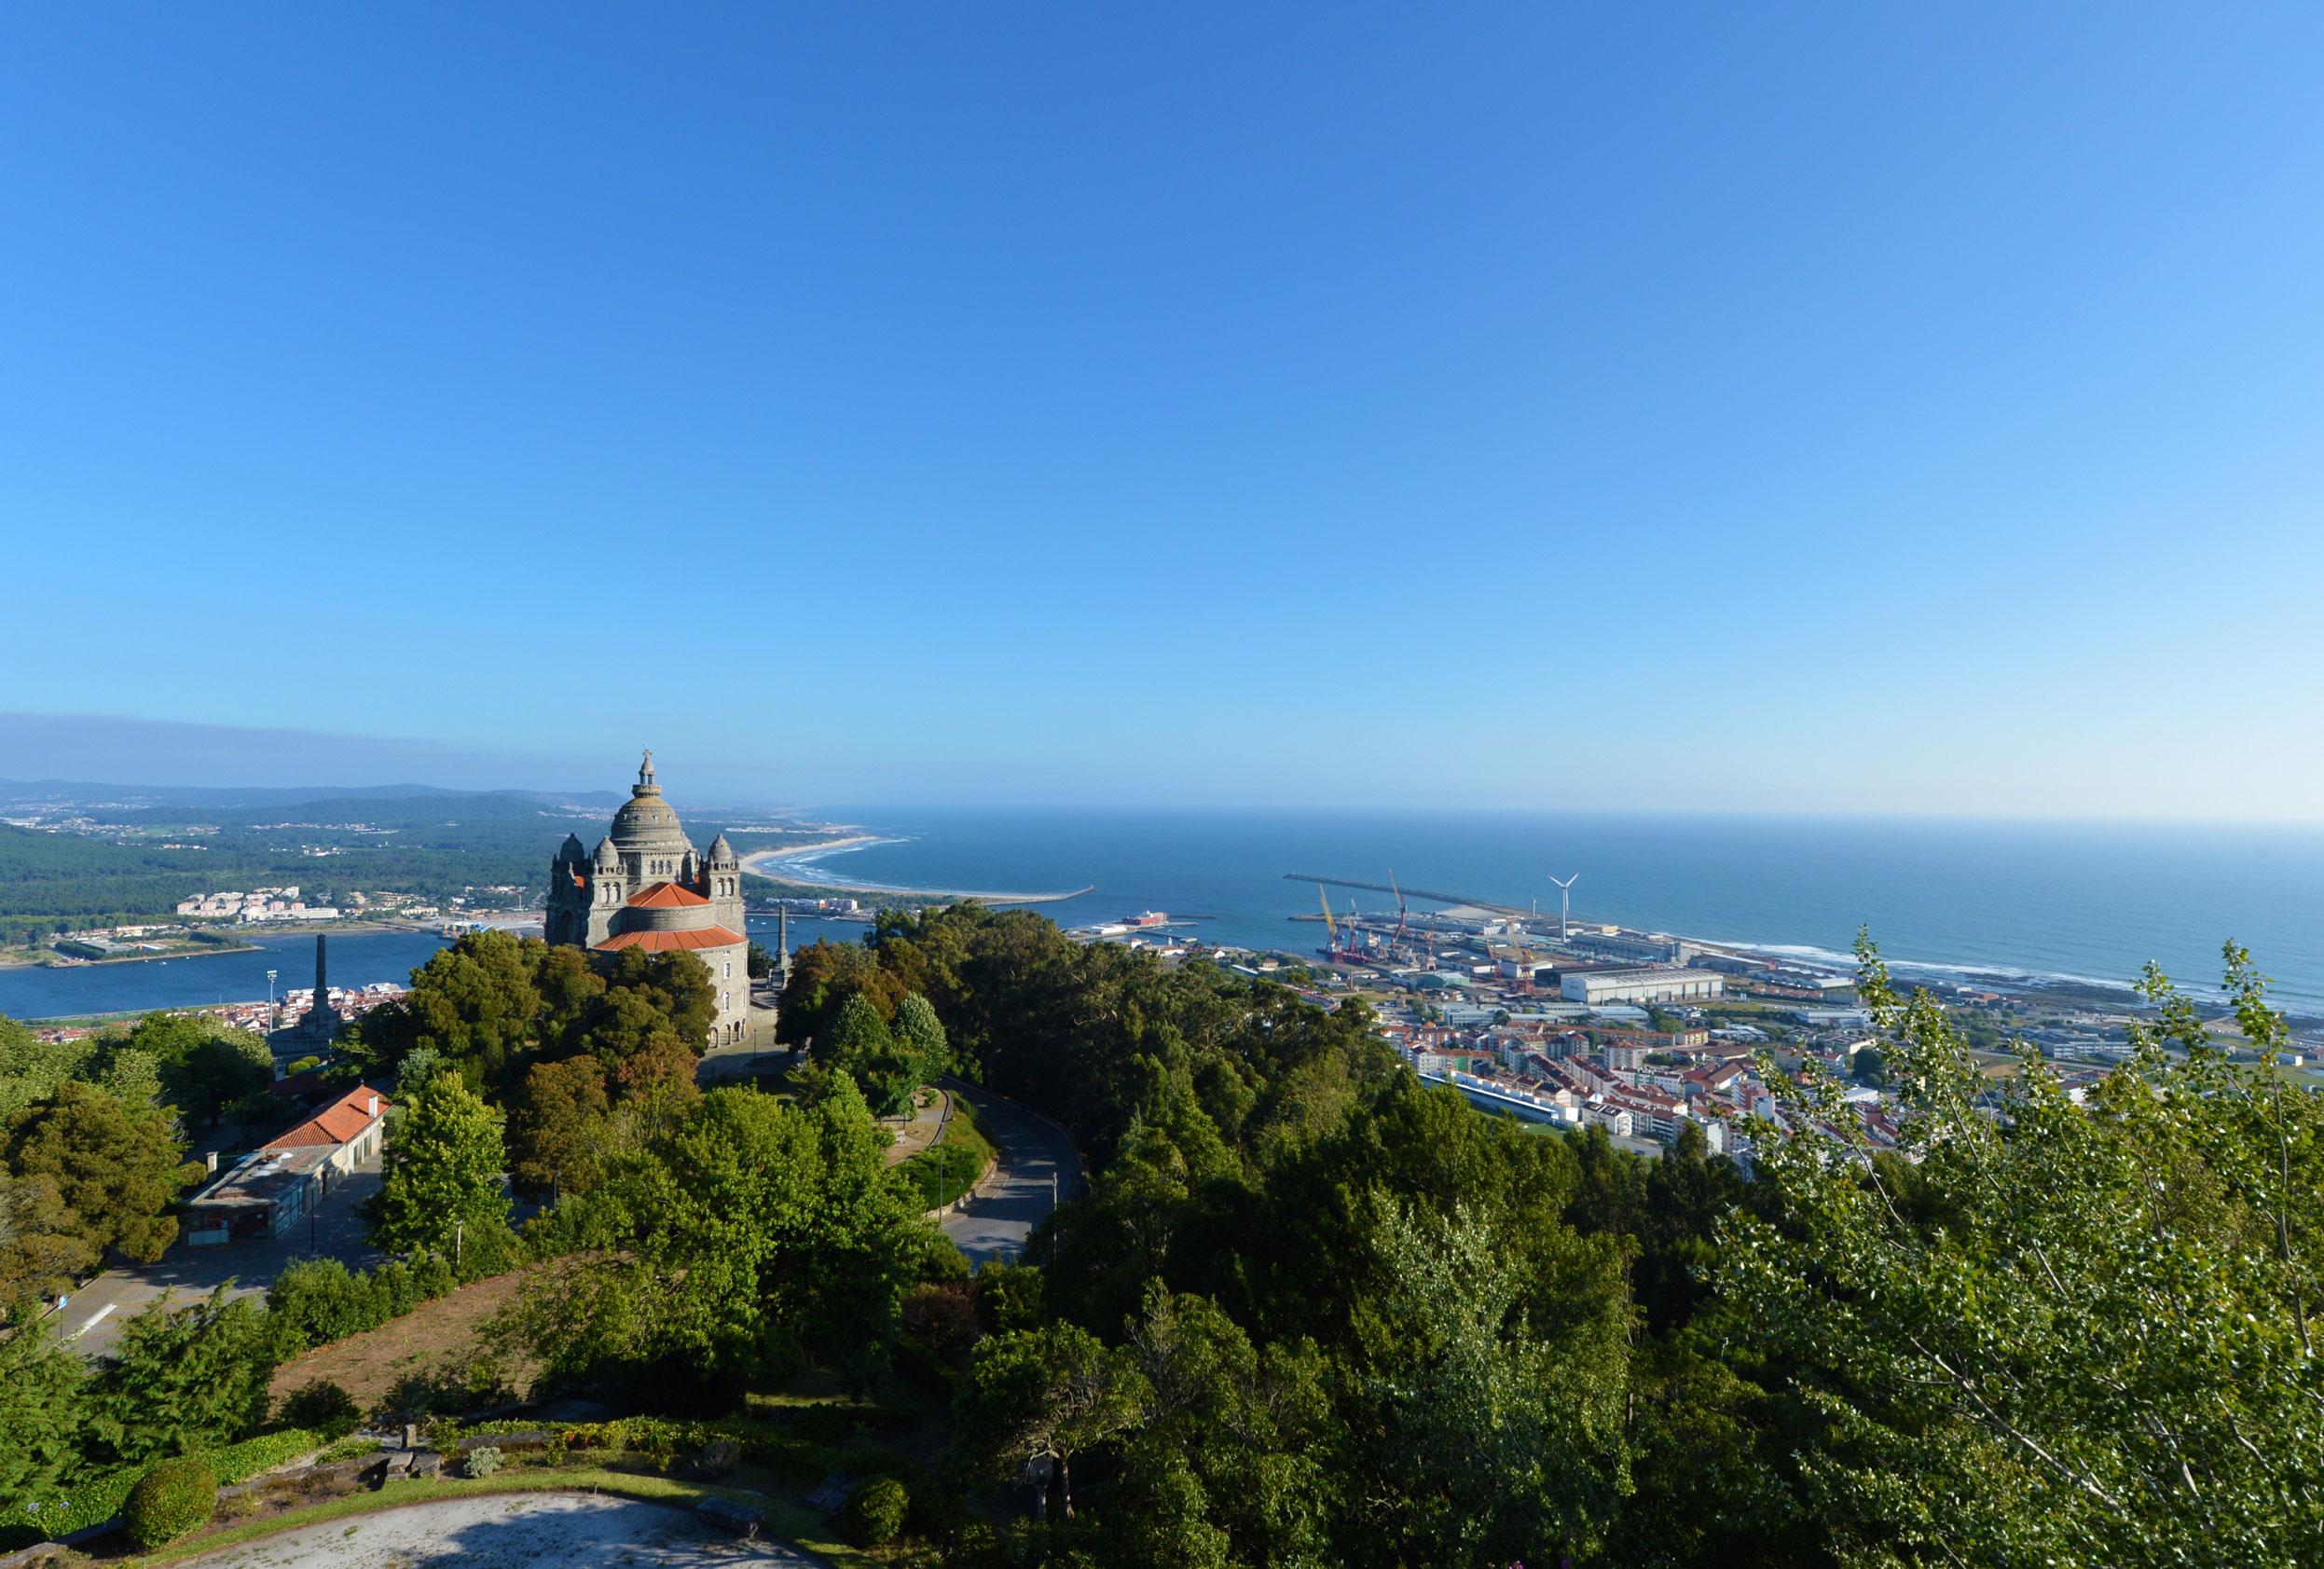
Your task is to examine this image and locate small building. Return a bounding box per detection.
[183,1085,390,1246]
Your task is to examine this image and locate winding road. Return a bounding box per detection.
[938,1078,1085,1267]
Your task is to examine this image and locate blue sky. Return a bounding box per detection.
[4,5,2320,815]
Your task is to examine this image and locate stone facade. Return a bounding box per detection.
[544,751,749,1046]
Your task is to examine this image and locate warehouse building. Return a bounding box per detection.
[1560,966,1726,1007]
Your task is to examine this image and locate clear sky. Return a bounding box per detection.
[4,5,2320,816]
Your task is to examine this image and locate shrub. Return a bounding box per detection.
[846,1475,909,1546]
[279,1381,362,1438]
[461,1446,502,1480]
[0,1468,139,1548]
[123,1457,216,1549]
[409,1251,459,1300]
[210,1428,327,1482]
[918,1232,971,1283]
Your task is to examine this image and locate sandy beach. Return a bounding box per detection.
[739,837,1089,906]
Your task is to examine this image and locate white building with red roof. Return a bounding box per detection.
[184,1085,390,1246]
[543,751,751,1045]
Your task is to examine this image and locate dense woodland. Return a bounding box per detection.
[0,909,2316,1566]
[0,794,834,942]
[793,907,2324,1567]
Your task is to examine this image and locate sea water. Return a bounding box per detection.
[779,808,2324,1017]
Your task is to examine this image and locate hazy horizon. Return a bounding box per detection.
[8,710,2324,829]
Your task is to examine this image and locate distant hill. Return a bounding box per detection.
[0,777,627,812]
[0,780,821,941]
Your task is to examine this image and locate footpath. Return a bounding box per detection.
[933,1078,1085,1268]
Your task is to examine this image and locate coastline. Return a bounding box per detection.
[738,838,1091,907]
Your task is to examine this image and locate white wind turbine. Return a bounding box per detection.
[1548,873,1579,942]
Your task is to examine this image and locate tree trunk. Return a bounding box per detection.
[1058,1452,1074,1520]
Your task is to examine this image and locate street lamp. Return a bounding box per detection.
[266,970,278,1023]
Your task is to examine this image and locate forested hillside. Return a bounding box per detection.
[0,793,830,942]
[1,908,2311,1566]
[800,907,2324,1567]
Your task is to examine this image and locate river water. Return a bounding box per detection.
[0,915,865,1024]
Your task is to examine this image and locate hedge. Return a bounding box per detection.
[457,1416,842,1485]
[266,1255,459,1357]
[211,1427,329,1482]
[0,1429,322,1549]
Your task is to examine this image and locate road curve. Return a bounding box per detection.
[939,1077,1085,1267]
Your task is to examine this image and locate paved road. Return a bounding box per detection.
[939,1078,1084,1268]
[53,1153,384,1359]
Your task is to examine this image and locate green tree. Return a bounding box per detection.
[508,1054,612,1200]
[121,1456,216,1548]
[818,992,921,1116]
[383,929,545,1088]
[0,1015,94,1125]
[777,938,904,1049]
[88,1287,272,1466]
[504,1082,925,1395]
[599,949,716,1050]
[893,992,952,1083]
[1354,1203,1631,1567]
[1,1081,192,1299]
[956,1320,1148,1521]
[1723,935,2324,1567]
[362,1077,511,1258]
[0,1301,86,1515]
[819,992,893,1065]
[113,1013,274,1125]
[1107,1284,1333,1568]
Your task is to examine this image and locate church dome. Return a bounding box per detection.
[609,749,692,855]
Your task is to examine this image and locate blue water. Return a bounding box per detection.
[0,915,865,1024]
[783,809,2324,1018]
[7,812,2320,1023]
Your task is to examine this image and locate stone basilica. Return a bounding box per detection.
[544,750,749,1046]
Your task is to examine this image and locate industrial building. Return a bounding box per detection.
[1560,966,1726,1007]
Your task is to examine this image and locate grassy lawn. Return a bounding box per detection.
[893,1096,995,1212]
[124,1458,880,1569]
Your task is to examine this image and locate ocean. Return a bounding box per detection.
[6,810,2319,1025]
[780,808,2324,1019]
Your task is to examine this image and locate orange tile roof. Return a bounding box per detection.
[593,925,745,953]
[626,880,710,909]
[269,1084,390,1150]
